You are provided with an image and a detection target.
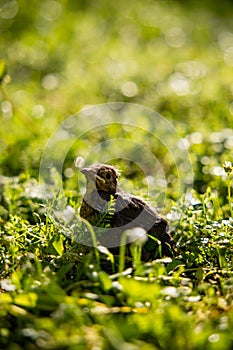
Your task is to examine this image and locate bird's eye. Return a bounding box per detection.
[105,172,111,180]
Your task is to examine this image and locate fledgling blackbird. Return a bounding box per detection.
[80,164,174,260]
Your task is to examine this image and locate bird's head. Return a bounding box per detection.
[81,164,120,194]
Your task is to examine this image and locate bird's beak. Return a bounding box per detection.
[81,167,94,176]
[81,167,105,183]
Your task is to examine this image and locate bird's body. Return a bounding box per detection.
[80,164,174,260]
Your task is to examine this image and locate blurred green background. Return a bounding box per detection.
[1,2,233,349]
[0,0,233,193]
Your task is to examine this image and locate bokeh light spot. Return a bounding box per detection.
[121,81,138,97]
[165,27,186,48]
[41,74,60,90]
[0,0,18,19]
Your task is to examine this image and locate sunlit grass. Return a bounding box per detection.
[0,0,233,349]
[1,168,233,349]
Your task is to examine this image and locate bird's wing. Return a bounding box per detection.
[113,192,166,230]
[95,191,173,257]
[113,192,173,249]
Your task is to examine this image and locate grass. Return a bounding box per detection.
[0,169,232,349]
[0,0,233,349]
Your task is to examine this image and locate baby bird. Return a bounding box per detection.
[80,164,174,260]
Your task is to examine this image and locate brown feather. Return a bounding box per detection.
[80,164,174,260]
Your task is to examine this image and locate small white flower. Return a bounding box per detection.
[74,156,85,168]
[125,227,148,246]
[56,205,76,221]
